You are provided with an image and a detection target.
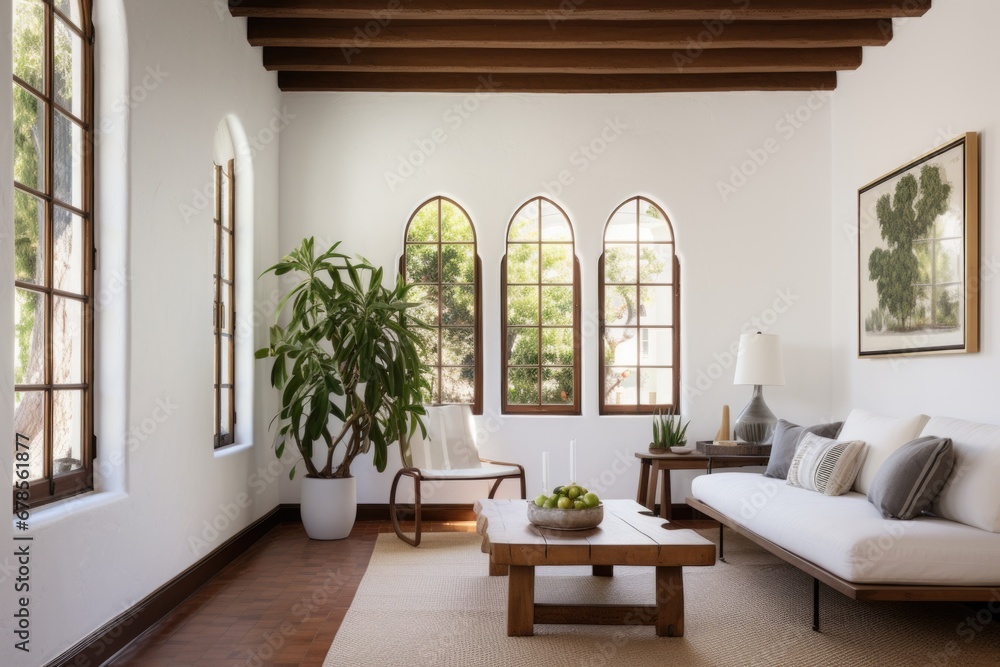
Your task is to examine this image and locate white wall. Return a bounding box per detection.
[278,90,836,507]
[831,0,1000,422]
[0,1,282,663]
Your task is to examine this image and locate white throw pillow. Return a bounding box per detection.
[922,417,1000,533]
[838,409,930,494]
[787,433,867,496]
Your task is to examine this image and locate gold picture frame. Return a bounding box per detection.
[858,133,980,357]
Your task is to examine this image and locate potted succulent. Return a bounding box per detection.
[650,406,690,452]
[257,238,428,539]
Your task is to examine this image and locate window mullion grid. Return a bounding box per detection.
[213,165,223,447]
[436,199,444,404]
[227,159,236,436]
[43,0,55,490]
[634,199,642,408]
[536,199,543,406]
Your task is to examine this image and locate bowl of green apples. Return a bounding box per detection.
[528,483,603,530]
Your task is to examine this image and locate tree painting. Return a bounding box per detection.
[866,164,953,333]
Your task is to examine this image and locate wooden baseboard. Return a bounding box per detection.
[280,502,479,523]
[47,507,282,667]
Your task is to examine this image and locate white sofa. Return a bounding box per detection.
[687,411,1000,623]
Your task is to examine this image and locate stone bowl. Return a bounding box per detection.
[527,502,604,530]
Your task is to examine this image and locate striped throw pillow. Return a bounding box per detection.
[787,433,867,496]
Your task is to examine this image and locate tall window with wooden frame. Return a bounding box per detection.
[13,0,95,507]
[600,197,680,414]
[213,160,236,448]
[401,197,482,413]
[502,197,581,415]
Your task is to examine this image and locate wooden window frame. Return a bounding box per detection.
[400,196,483,414]
[213,160,236,448]
[501,197,581,416]
[599,197,681,415]
[13,0,96,508]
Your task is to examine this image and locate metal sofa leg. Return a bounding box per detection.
[812,578,821,632]
[719,523,726,563]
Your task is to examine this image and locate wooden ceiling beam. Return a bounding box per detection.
[248,19,892,49]
[264,47,862,74]
[232,0,929,22]
[277,71,838,93]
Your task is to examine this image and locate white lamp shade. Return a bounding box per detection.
[733,333,785,386]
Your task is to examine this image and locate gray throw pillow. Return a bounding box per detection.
[868,436,955,520]
[764,419,844,480]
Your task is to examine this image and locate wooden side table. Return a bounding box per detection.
[635,450,770,520]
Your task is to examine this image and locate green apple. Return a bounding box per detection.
[543,497,558,509]
[583,492,600,508]
[534,494,548,507]
[573,500,587,510]
[557,496,573,509]
[567,485,582,500]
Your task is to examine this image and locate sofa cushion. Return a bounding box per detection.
[787,433,866,495]
[837,409,930,495]
[691,472,1000,585]
[921,417,1000,533]
[867,436,955,520]
[764,419,843,480]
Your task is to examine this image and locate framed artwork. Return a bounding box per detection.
[858,133,980,357]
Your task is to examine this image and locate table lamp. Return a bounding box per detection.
[733,332,785,444]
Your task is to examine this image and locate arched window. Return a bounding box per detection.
[212,123,236,448]
[13,0,95,505]
[599,197,680,414]
[401,197,482,414]
[502,197,580,415]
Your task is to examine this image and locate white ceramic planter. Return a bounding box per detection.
[300,476,357,540]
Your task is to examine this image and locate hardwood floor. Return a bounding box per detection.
[105,520,476,667]
[106,516,714,666]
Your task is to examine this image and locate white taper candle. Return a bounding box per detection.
[542,451,550,494]
[569,439,577,483]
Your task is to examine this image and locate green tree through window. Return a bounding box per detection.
[600,197,679,414]
[401,197,482,413]
[13,0,95,506]
[502,198,580,415]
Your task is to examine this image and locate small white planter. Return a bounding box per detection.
[301,476,357,540]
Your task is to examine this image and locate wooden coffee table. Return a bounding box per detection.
[474,498,715,637]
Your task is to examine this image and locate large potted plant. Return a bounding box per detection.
[257,238,428,539]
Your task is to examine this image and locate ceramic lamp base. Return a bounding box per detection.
[734,385,777,445]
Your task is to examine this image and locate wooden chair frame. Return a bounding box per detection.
[390,458,526,546]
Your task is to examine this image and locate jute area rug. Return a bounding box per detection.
[324,531,1000,667]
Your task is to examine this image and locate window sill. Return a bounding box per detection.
[214,442,254,459]
[16,490,129,532]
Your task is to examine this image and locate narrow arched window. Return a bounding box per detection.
[502,197,580,415]
[401,197,482,414]
[13,0,95,505]
[600,197,680,414]
[213,155,236,448]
